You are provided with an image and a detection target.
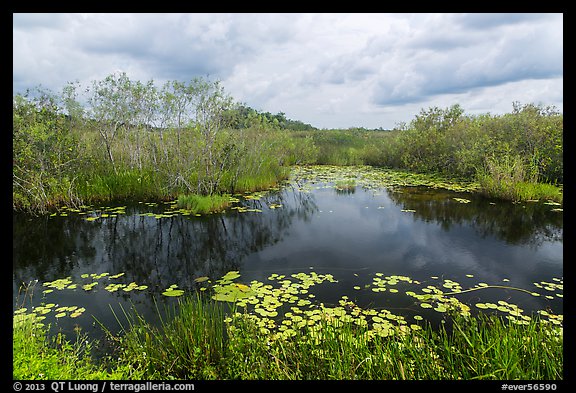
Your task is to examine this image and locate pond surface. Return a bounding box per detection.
[13,166,563,340]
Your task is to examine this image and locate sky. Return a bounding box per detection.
[13,13,563,130]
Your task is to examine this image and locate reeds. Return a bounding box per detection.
[176,194,231,214]
[109,295,563,380]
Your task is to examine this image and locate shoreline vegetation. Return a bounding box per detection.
[14,272,563,380]
[13,73,562,215]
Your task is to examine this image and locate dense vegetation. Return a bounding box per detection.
[14,304,562,380]
[300,103,562,202]
[13,72,562,214]
[13,73,309,214]
[14,278,563,380]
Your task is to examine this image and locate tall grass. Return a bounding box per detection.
[221,313,562,380]
[76,169,166,204]
[176,194,231,214]
[476,154,563,203]
[436,314,563,379]
[14,290,563,380]
[13,316,127,380]
[102,295,562,380]
[108,294,228,379]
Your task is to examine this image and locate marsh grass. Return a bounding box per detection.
[13,302,125,380]
[226,313,562,380]
[13,283,563,380]
[105,296,562,380]
[334,179,357,193]
[436,314,563,379]
[107,294,229,379]
[76,169,164,204]
[476,154,563,203]
[232,168,290,194]
[176,193,231,214]
[477,175,563,203]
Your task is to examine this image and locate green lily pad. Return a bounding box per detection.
[82,282,98,291]
[162,289,185,297]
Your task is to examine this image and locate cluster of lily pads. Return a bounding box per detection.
[41,272,148,294]
[43,165,562,221]
[13,272,151,328]
[291,165,562,213]
[14,268,563,342]
[45,189,287,221]
[212,271,563,342]
[14,304,87,328]
[290,165,480,194]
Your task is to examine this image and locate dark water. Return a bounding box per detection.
[13,176,563,341]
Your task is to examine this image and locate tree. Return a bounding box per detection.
[13,88,79,212]
[86,72,134,173]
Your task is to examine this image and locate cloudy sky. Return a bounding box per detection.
[13,13,563,129]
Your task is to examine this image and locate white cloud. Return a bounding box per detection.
[13,12,563,129]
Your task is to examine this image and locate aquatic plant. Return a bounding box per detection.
[176,194,231,214]
[13,269,563,380]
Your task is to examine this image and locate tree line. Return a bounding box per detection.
[13,72,316,213]
[13,72,563,213]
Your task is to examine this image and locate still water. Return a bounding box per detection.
[13,168,563,339]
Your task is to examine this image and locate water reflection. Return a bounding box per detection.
[12,178,562,339]
[13,188,319,293]
[386,186,562,247]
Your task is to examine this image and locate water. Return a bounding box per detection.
[12,168,563,341]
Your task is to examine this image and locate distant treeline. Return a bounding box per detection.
[225,104,317,131]
[13,72,562,213]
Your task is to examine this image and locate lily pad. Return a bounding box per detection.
[162,288,185,297]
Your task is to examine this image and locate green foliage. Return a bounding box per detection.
[13,317,124,380]
[308,129,367,165]
[76,169,163,203]
[394,103,563,185]
[13,75,300,213]
[435,314,563,379]
[14,269,563,380]
[176,194,231,214]
[292,103,562,202]
[13,89,81,213]
[110,294,227,379]
[13,72,562,212]
[476,153,562,202]
[224,104,316,131]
